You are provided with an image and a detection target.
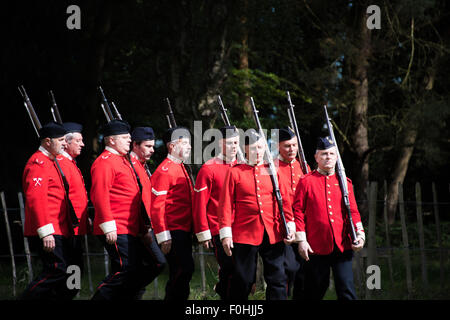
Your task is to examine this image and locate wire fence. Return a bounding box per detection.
[0,180,449,299]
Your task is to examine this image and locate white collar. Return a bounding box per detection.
[317,168,335,176]
[167,153,183,164]
[105,146,122,156]
[61,150,73,161]
[38,146,55,160]
[217,153,237,164]
[247,160,264,167]
[130,151,140,161]
[278,155,296,164]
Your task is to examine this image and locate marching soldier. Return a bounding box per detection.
[218,130,296,300]
[193,126,240,300]
[52,122,89,291]
[130,126,156,177]
[129,126,167,299]
[20,121,80,300]
[274,127,309,299]
[293,137,365,300]
[90,119,162,300]
[151,127,195,300]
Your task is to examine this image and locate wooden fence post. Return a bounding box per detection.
[431,182,444,290]
[1,192,17,297]
[103,247,109,276]
[366,181,377,300]
[398,182,413,297]
[382,181,394,284]
[83,235,93,294]
[415,182,428,293]
[18,192,33,282]
[198,245,207,294]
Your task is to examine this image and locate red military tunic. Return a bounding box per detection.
[57,151,89,235]
[22,147,71,238]
[193,155,237,242]
[218,163,295,246]
[150,154,194,244]
[293,170,365,255]
[90,146,151,236]
[275,157,309,202]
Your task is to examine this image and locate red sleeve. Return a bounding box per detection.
[90,159,115,229]
[193,165,213,239]
[347,178,364,236]
[150,167,171,242]
[293,176,308,236]
[23,163,51,232]
[217,168,235,238]
[278,172,294,231]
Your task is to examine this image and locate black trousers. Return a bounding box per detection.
[19,235,83,300]
[212,234,234,300]
[164,230,195,301]
[228,232,287,300]
[92,232,166,300]
[291,243,306,300]
[303,245,357,300]
[284,243,300,297]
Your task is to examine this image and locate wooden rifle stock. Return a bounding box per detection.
[49,90,63,124]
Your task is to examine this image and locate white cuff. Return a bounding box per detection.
[219,227,232,240]
[196,230,212,242]
[356,222,364,232]
[357,231,366,242]
[37,223,55,238]
[99,220,117,234]
[287,221,296,234]
[295,231,306,242]
[156,230,172,244]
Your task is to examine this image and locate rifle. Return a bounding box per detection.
[164,97,196,185]
[49,90,63,124]
[18,85,79,229]
[286,91,309,174]
[216,95,245,163]
[98,86,115,122]
[250,97,289,238]
[165,97,176,128]
[323,105,357,243]
[97,87,151,228]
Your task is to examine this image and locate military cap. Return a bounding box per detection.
[39,121,67,139]
[316,136,335,150]
[63,122,83,133]
[131,127,155,142]
[102,119,131,137]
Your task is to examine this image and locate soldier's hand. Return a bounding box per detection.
[160,240,172,255]
[351,237,364,252]
[105,231,117,245]
[298,240,313,261]
[201,240,212,249]
[283,231,295,245]
[42,235,55,252]
[142,231,153,246]
[222,237,233,257]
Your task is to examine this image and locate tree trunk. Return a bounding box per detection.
[238,0,251,117]
[350,5,371,219]
[386,126,418,224]
[80,0,113,177]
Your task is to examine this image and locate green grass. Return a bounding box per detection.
[1,242,449,300]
